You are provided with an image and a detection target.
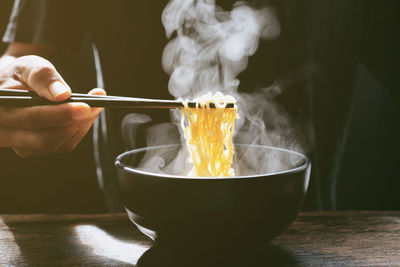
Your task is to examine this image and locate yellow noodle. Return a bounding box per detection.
[181,92,237,177]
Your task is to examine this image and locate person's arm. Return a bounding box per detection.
[0,42,105,157]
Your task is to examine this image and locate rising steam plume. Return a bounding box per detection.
[122,0,305,175]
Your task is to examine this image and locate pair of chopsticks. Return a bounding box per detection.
[0,89,234,109]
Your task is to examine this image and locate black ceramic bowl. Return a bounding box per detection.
[115,144,310,249]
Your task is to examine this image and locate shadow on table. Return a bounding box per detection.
[137,243,301,267]
[1,216,150,266]
[1,216,301,266]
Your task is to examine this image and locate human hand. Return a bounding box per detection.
[0,55,105,157]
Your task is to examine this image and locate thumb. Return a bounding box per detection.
[13,55,71,101]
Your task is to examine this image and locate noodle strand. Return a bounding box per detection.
[181,92,238,177]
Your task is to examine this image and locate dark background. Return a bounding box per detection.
[0,2,13,52]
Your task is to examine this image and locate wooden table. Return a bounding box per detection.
[1,211,399,266]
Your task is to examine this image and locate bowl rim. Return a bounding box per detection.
[115,144,311,180]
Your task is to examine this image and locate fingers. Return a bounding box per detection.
[0,87,105,129]
[0,86,105,156]
[57,115,99,153]
[10,126,78,157]
[0,103,103,155]
[88,88,106,96]
[11,55,71,101]
[8,115,100,157]
[0,103,93,129]
[57,90,105,152]
[86,87,106,115]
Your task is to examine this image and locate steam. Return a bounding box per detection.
[162,0,280,100]
[161,0,286,148]
[122,0,305,176]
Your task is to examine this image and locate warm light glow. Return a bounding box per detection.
[74,225,150,264]
[181,92,238,177]
[0,218,22,264]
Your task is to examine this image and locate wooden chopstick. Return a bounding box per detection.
[0,89,234,109]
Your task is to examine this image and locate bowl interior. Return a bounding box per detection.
[117,144,309,178]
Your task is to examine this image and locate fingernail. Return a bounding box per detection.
[49,81,70,98]
[71,103,91,119]
[75,108,90,119]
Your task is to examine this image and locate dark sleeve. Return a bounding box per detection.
[2,0,87,46]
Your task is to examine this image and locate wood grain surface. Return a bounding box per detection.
[0,211,399,266]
